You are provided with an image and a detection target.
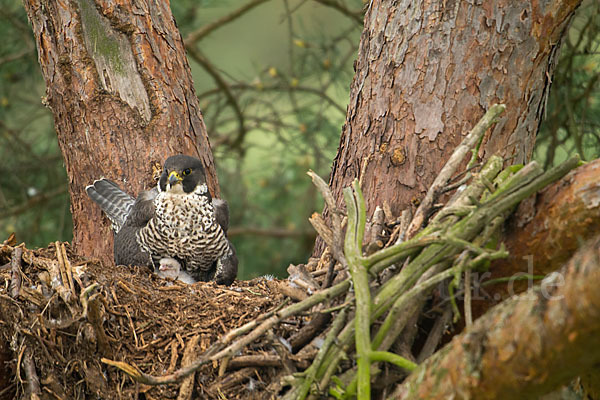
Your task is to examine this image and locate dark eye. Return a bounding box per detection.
[182,168,191,176]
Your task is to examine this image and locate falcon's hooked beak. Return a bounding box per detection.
[168,171,183,186]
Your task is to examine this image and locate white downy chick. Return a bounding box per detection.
[157,257,196,284]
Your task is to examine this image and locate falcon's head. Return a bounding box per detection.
[159,155,209,197]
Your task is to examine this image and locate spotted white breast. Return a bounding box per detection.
[137,184,229,275]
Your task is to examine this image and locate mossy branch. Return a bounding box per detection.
[344,180,372,399]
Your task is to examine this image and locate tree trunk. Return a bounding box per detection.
[22,0,218,265]
[326,0,581,226]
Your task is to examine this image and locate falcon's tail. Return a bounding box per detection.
[86,178,135,232]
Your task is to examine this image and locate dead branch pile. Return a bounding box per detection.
[0,104,584,399]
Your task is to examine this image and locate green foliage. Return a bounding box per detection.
[0,0,72,246]
[535,0,600,166]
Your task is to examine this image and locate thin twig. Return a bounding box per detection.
[184,0,271,44]
[186,45,247,151]
[307,170,347,267]
[464,268,473,328]
[9,246,23,298]
[22,348,41,400]
[313,0,364,24]
[417,305,452,363]
[198,83,347,115]
[406,104,506,238]
[0,187,67,219]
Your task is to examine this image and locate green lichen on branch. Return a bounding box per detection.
[78,0,124,73]
[77,0,151,122]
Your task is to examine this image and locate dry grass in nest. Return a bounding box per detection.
[0,236,314,399]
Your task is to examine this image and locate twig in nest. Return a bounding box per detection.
[220,297,290,344]
[209,367,256,394]
[101,356,213,385]
[227,354,286,369]
[389,209,412,245]
[79,283,99,318]
[268,331,296,375]
[177,335,200,400]
[418,305,453,363]
[406,104,506,238]
[55,242,76,300]
[0,383,16,397]
[22,348,41,400]
[322,256,336,289]
[9,246,23,298]
[279,282,309,302]
[87,294,112,357]
[307,170,347,267]
[365,206,386,254]
[2,232,16,247]
[309,213,334,252]
[464,268,473,328]
[34,255,79,315]
[288,312,331,353]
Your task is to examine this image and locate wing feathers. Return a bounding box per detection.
[85,178,135,232]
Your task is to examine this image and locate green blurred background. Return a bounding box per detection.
[1,0,599,279]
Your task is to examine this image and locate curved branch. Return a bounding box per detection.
[395,234,600,399]
[198,83,347,115]
[313,0,364,25]
[183,0,271,44]
[186,45,247,150]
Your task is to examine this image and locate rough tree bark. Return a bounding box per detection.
[472,158,600,317]
[22,0,218,265]
[326,0,581,223]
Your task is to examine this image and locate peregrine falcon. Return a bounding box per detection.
[85,155,238,285]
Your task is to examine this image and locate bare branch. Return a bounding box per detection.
[395,234,600,399]
[184,0,271,44]
[313,0,364,24]
[186,45,247,150]
[0,187,67,220]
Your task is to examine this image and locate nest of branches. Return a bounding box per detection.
[0,104,582,399]
[0,239,298,399]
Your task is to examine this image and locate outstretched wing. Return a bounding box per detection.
[85,178,135,232]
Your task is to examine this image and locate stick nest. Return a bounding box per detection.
[0,238,300,399]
